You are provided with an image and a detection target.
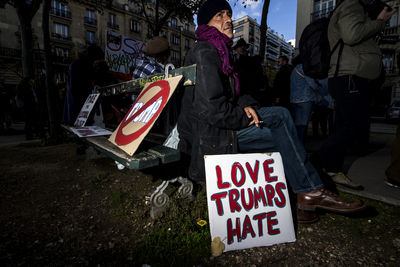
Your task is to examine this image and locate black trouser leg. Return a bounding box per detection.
[318,75,370,172]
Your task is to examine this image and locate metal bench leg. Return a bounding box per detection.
[177,176,193,199]
[149,176,193,219]
[150,180,171,219]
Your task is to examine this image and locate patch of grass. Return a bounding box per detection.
[129,189,211,266]
[89,172,109,185]
[110,189,132,217]
[322,192,400,240]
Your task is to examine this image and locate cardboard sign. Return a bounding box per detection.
[105,31,145,80]
[70,126,112,138]
[108,76,183,155]
[204,153,296,253]
[74,93,100,127]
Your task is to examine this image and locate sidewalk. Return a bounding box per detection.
[0,121,26,146]
[343,124,400,206]
[305,122,400,206]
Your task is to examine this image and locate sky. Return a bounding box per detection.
[229,0,297,44]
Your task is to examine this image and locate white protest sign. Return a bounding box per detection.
[70,125,112,138]
[105,31,145,79]
[108,76,182,156]
[204,153,296,253]
[74,93,100,127]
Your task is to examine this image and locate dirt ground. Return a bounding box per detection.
[1,141,400,266]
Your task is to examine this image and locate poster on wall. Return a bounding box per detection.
[108,76,183,155]
[105,31,145,80]
[204,153,296,253]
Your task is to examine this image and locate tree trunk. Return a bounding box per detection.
[259,0,270,64]
[16,7,35,78]
[42,0,60,141]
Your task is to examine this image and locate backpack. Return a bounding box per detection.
[299,6,344,79]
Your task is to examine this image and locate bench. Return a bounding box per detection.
[62,64,196,218]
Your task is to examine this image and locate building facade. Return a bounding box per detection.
[0,0,196,87]
[232,15,294,69]
[295,0,400,109]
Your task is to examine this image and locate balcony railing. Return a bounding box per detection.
[311,7,334,22]
[0,47,21,58]
[384,25,399,36]
[51,32,72,41]
[107,22,119,29]
[267,38,280,48]
[86,39,96,45]
[182,29,195,37]
[170,24,180,30]
[84,17,97,26]
[51,8,72,19]
[52,54,72,64]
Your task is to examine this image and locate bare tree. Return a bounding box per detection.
[0,0,42,78]
[230,0,270,63]
[130,0,203,37]
[42,0,60,140]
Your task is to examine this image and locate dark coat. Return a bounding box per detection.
[177,41,258,181]
[273,64,293,108]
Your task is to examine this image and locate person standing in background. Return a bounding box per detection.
[312,0,396,190]
[273,55,293,110]
[290,56,320,142]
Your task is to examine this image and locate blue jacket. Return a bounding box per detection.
[290,64,319,104]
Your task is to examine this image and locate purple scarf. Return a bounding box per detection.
[195,25,240,95]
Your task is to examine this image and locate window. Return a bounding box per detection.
[171,34,180,45]
[232,35,243,42]
[55,47,69,58]
[185,39,190,49]
[170,18,178,29]
[86,30,95,44]
[108,13,118,28]
[85,9,96,25]
[147,9,154,18]
[255,37,260,43]
[234,26,243,33]
[392,15,398,27]
[255,45,259,52]
[52,0,70,18]
[130,20,141,33]
[312,0,336,21]
[53,22,69,38]
[147,27,154,38]
[382,53,394,72]
[55,71,67,84]
[171,50,180,62]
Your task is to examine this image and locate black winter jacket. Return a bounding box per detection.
[177,41,258,181]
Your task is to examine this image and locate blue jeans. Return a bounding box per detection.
[236,106,324,193]
[292,101,315,141]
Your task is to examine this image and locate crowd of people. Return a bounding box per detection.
[176,0,399,224]
[1,0,399,224]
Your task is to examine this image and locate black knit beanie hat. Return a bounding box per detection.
[197,0,232,26]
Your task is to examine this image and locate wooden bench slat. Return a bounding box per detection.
[86,136,160,170]
[148,145,180,164]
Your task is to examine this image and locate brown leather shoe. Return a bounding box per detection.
[297,188,366,213]
[297,209,319,224]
